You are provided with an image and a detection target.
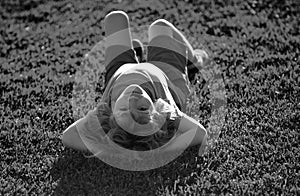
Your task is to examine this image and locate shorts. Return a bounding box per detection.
[105,35,188,82]
[104,35,190,110]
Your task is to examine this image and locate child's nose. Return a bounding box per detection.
[129,98,137,110]
[129,96,150,111]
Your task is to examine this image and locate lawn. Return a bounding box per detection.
[0,0,299,195]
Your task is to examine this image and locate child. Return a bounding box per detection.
[62,11,209,162]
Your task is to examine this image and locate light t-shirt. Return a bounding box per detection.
[75,62,190,153]
[103,62,190,111]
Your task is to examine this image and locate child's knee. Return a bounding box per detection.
[105,11,130,31]
[150,19,171,28]
[149,19,173,41]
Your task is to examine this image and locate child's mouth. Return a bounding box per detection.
[129,95,152,112]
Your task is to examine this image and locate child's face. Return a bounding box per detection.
[112,85,155,131]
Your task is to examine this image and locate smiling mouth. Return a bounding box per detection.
[129,96,151,112]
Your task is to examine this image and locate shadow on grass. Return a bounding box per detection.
[50,145,201,195]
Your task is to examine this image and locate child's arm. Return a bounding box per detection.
[62,119,89,152]
[162,112,208,155]
[177,113,207,146]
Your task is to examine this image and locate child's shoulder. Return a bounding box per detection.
[113,63,139,76]
[114,62,163,76]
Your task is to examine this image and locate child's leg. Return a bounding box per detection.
[147,19,191,111]
[148,19,207,81]
[167,22,209,81]
[149,19,195,64]
[104,11,138,84]
[105,11,132,50]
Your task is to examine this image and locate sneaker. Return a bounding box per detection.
[193,49,209,69]
[187,49,209,81]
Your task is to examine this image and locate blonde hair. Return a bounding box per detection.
[95,99,181,151]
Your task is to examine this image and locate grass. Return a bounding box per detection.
[0,0,299,195]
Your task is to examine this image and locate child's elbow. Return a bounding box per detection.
[189,125,207,147]
[61,128,71,147]
[197,126,208,156]
[61,125,77,148]
[61,124,89,152]
[196,124,207,142]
